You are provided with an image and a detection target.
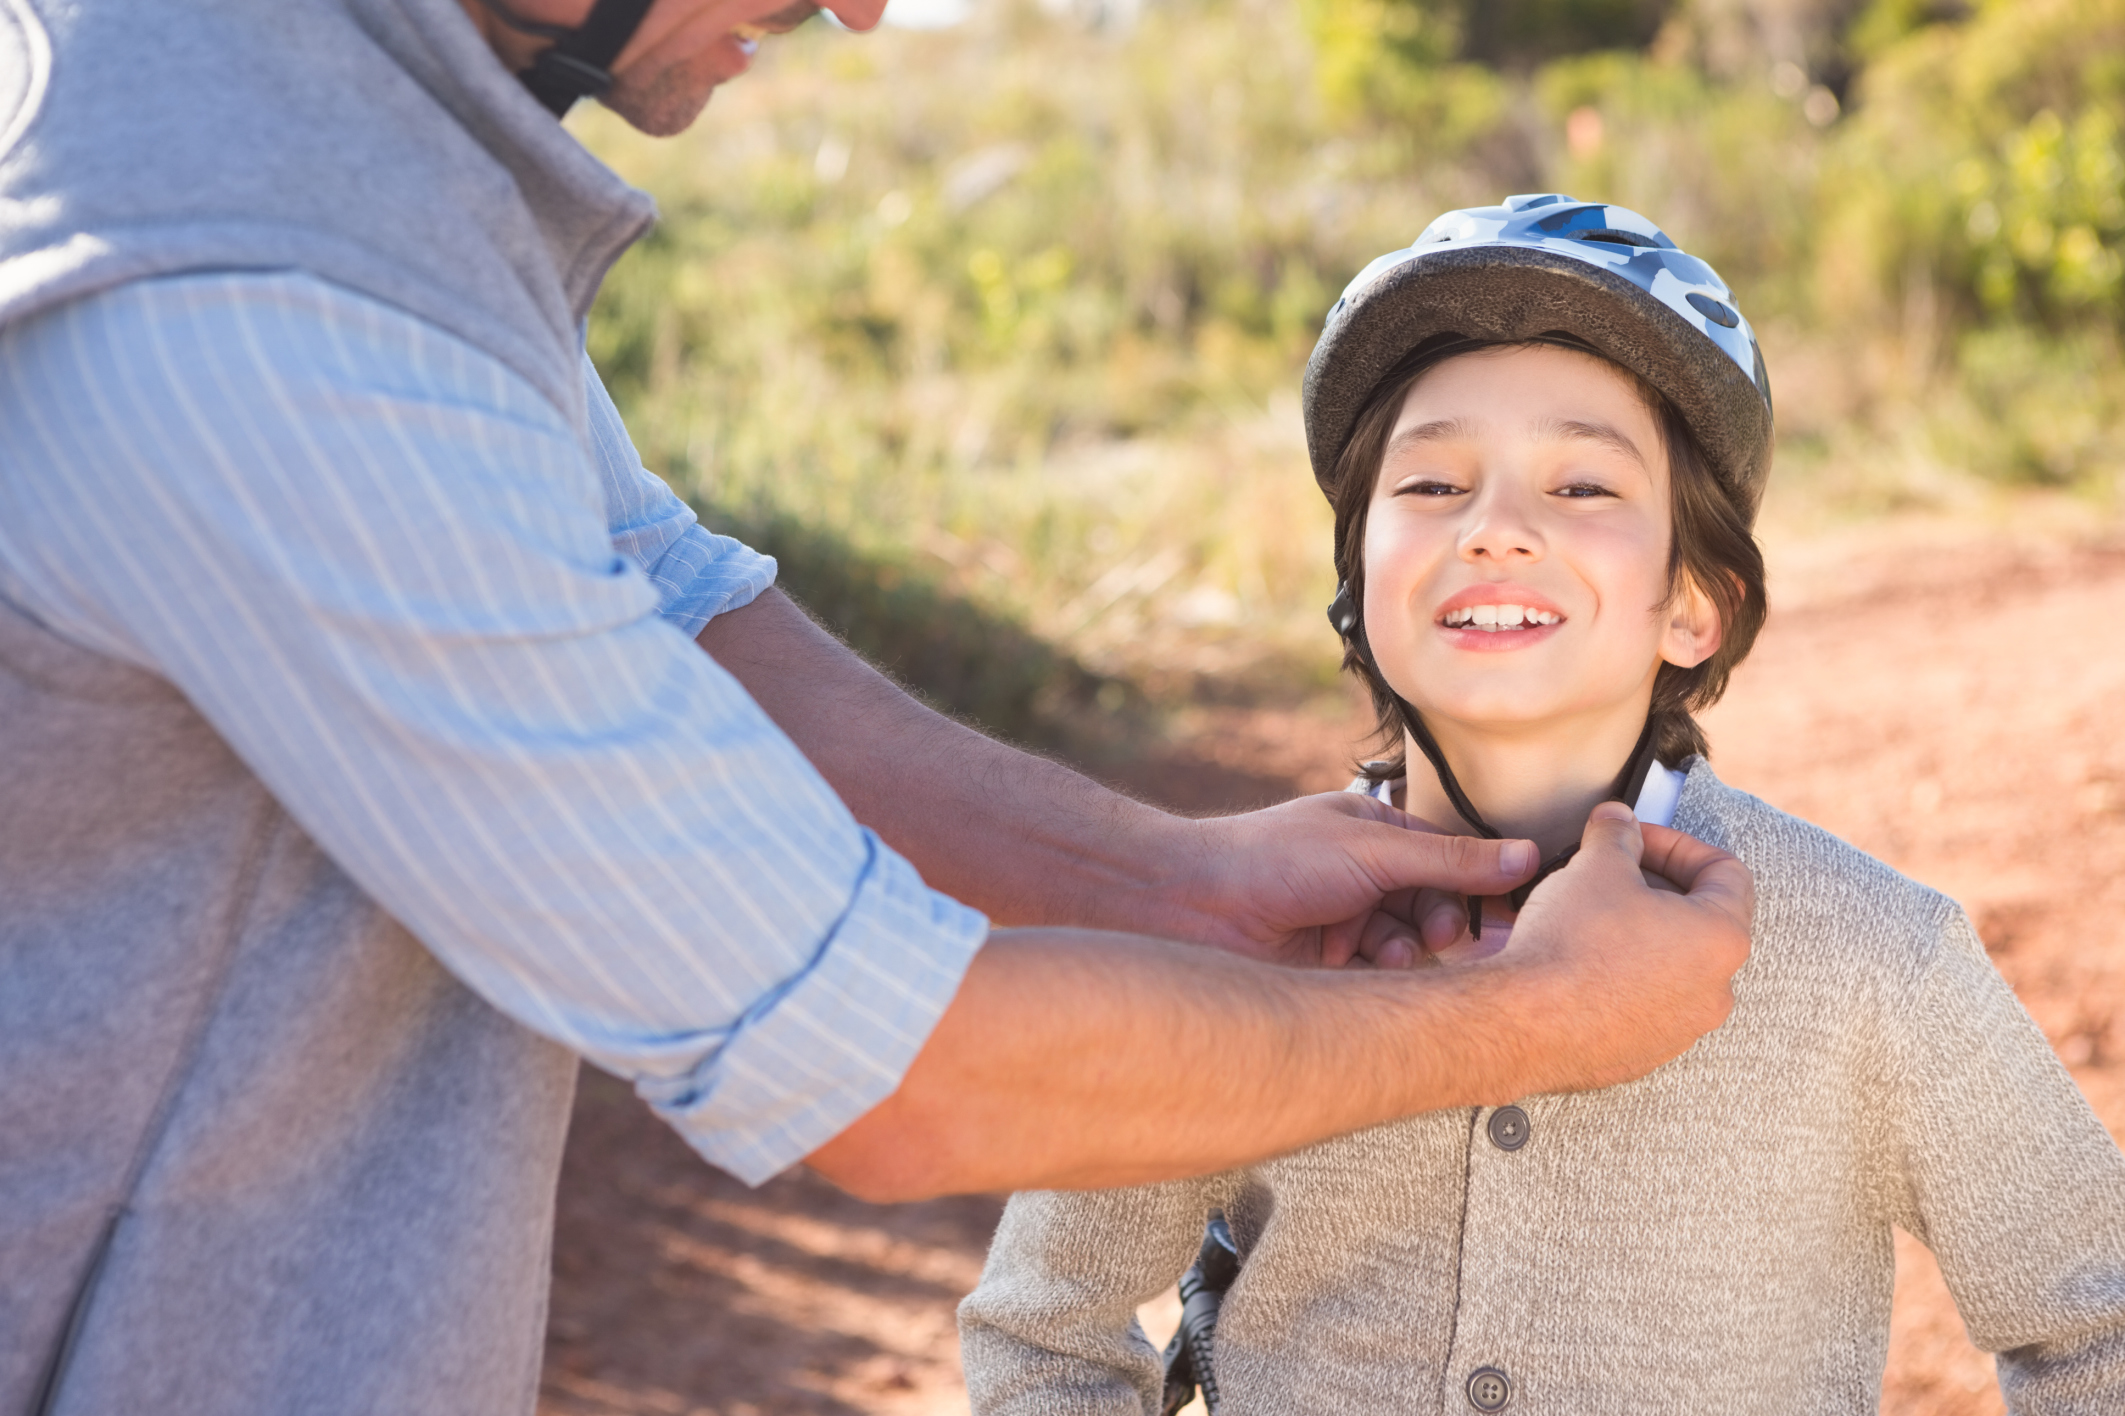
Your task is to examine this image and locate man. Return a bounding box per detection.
[0,1,1751,1413]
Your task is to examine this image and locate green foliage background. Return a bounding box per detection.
[579,0,2124,742]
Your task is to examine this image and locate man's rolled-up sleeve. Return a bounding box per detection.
[579,351,779,639]
[642,832,984,1182]
[0,272,986,1182]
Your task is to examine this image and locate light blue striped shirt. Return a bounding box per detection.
[0,271,989,1185]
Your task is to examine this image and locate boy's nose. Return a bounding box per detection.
[1457,489,1545,563]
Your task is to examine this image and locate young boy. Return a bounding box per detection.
[956,196,2125,1414]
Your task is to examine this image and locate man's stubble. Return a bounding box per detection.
[608,57,724,136]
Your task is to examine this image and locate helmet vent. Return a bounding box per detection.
[1531,206,1674,250]
[1686,292,1741,328]
[1568,229,1662,250]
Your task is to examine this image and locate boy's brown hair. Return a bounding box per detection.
[1329,337,1767,783]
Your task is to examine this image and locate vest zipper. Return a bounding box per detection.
[28,1205,122,1416]
[28,793,284,1412]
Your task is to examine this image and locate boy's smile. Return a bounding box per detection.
[1362,343,1723,854]
[1435,584,1568,649]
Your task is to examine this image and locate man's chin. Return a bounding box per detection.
[604,65,725,137]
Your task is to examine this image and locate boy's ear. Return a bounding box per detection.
[1659,573,1725,670]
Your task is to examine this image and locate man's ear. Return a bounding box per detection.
[1659,573,1725,670]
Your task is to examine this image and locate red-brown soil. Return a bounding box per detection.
[540,516,2125,1416]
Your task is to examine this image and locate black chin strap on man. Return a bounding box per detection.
[481,0,658,115]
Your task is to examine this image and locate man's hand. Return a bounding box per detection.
[1478,802,1755,1097]
[1165,792,1537,966]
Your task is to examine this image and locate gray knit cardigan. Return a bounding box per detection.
[959,762,2125,1414]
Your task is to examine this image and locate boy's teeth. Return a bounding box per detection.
[1443,605,1560,630]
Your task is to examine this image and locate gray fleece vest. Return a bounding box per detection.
[0,2,655,1412]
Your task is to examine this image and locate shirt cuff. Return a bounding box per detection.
[637,830,990,1185]
[648,523,779,638]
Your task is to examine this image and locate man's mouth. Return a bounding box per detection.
[1440,604,1563,632]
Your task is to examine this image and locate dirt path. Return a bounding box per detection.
[539,518,2125,1416]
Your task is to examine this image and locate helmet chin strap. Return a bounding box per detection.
[1328,582,1660,939]
[481,0,659,117]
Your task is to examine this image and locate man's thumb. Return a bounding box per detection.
[1579,800,1645,867]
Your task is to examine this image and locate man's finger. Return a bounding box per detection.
[1415,888,1468,953]
[1576,809,1752,925]
[1317,912,1365,969]
[1354,910,1421,969]
[1638,867,1686,896]
[1574,799,1646,868]
[1337,804,1538,897]
[1644,831,1756,931]
[1638,822,1744,895]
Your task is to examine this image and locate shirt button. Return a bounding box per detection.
[1466,1366,1512,1411]
[1487,1105,1529,1151]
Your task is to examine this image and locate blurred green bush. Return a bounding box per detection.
[1827,0,2125,482]
[580,0,2122,726]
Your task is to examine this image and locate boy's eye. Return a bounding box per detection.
[1554,480,1617,499]
[1396,478,1466,497]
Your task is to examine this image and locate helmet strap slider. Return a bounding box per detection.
[1327,581,1360,640]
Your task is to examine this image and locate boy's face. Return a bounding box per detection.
[1361,344,1722,741]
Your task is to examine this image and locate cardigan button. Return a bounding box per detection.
[1466,1366,1512,1411]
[1486,1105,1529,1151]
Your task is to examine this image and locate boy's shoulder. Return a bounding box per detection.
[1671,758,1973,988]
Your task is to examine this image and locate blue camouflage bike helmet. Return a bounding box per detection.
[1302,193,1775,524]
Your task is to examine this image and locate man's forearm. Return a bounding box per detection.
[808,927,1530,1200]
[697,588,1207,935]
